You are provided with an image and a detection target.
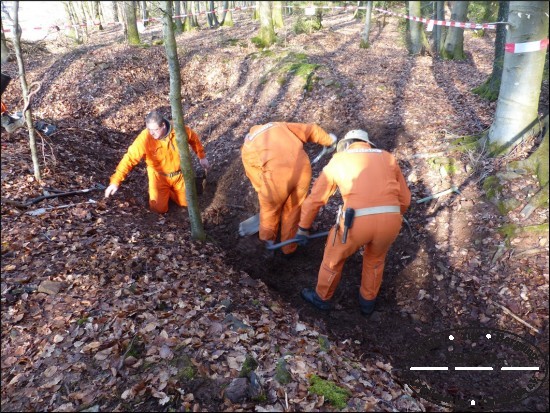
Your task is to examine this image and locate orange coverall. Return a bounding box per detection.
[241,122,334,255]
[110,122,206,214]
[299,141,411,301]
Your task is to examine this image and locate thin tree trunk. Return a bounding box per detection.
[140,1,148,26]
[112,1,119,22]
[472,1,509,101]
[93,1,104,30]
[272,1,284,29]
[12,1,41,181]
[125,1,141,45]
[440,0,468,60]
[174,1,183,33]
[160,0,205,240]
[408,1,429,55]
[360,1,372,49]
[256,1,275,46]
[1,18,11,63]
[488,1,548,151]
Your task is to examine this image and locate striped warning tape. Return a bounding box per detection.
[505,38,549,53]
[374,7,497,30]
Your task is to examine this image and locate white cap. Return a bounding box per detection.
[336,129,375,152]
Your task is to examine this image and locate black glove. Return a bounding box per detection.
[295,227,310,246]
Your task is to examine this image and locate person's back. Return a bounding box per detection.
[325,142,406,210]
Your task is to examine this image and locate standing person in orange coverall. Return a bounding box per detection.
[295,130,411,315]
[104,110,210,214]
[241,122,337,256]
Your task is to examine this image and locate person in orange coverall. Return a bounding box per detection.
[296,130,411,315]
[104,110,209,214]
[241,122,337,255]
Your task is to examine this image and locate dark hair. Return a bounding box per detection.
[145,110,164,126]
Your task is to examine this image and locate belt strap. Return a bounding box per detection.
[354,205,401,216]
[159,170,182,178]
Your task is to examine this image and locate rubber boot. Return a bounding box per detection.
[359,293,376,316]
[301,288,331,311]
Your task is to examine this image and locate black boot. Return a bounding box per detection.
[301,288,331,311]
[358,293,376,316]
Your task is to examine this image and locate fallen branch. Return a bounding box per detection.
[416,186,460,204]
[490,299,541,334]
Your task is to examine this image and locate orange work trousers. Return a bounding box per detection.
[147,168,187,214]
[257,162,312,255]
[316,213,402,301]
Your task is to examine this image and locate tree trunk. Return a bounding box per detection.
[207,1,220,28]
[360,1,373,49]
[221,1,234,27]
[408,1,429,55]
[432,0,444,54]
[160,0,206,241]
[125,1,141,45]
[1,18,10,63]
[472,1,509,101]
[63,1,82,44]
[174,1,183,33]
[272,1,284,29]
[487,1,548,151]
[256,1,276,47]
[440,0,468,60]
[140,1,148,26]
[12,1,41,182]
[93,1,104,30]
[112,1,119,22]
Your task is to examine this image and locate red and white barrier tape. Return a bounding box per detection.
[374,7,497,30]
[505,38,549,53]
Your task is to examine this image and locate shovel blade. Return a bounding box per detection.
[239,214,260,236]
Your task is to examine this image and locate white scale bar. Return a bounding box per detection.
[455,367,494,370]
[501,367,540,371]
[410,367,449,371]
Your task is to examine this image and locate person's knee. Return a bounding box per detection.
[149,200,168,214]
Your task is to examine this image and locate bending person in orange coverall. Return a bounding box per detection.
[104,110,209,214]
[241,122,337,255]
[295,130,411,315]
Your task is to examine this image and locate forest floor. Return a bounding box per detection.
[1,8,549,413]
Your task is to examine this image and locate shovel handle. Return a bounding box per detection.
[266,231,330,250]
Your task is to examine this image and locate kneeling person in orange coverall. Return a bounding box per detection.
[104,110,210,214]
[241,122,337,255]
[296,130,411,315]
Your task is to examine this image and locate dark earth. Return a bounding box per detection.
[1,6,548,412]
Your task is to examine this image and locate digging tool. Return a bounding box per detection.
[238,145,334,237]
[26,199,97,216]
[265,231,330,250]
[2,183,106,208]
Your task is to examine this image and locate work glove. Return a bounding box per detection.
[104,184,119,198]
[328,133,338,153]
[295,227,310,246]
[199,157,210,171]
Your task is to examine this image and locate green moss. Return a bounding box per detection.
[251,36,268,49]
[253,393,267,402]
[318,336,330,352]
[152,39,164,46]
[309,375,351,409]
[239,354,259,378]
[451,135,482,152]
[427,157,457,176]
[125,336,145,359]
[77,317,89,326]
[275,359,292,384]
[483,176,503,200]
[171,351,197,381]
[472,79,500,101]
[496,198,521,215]
[222,38,240,47]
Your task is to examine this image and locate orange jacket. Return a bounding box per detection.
[300,141,411,228]
[110,122,205,186]
[241,122,334,192]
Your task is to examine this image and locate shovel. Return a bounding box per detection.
[238,145,333,237]
[266,231,330,250]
